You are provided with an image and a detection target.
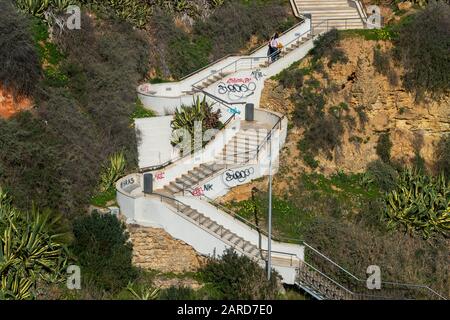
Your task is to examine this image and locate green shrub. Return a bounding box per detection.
[0,12,149,215]
[310,29,348,68]
[277,68,304,89]
[366,160,398,192]
[435,134,450,179]
[376,132,393,163]
[99,152,126,193]
[394,2,450,98]
[303,152,319,169]
[199,248,280,300]
[131,100,156,119]
[0,1,41,98]
[149,1,295,79]
[71,212,137,292]
[373,46,390,76]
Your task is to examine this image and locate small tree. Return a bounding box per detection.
[200,248,280,300]
[376,132,393,163]
[71,212,137,292]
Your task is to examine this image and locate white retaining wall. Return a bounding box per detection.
[116,191,300,284]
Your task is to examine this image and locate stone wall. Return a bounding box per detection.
[128,224,207,273]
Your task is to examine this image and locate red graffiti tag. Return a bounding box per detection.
[191,187,204,197]
[155,172,165,180]
[226,77,252,84]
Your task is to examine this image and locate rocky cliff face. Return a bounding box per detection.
[128,224,206,273]
[261,37,449,178]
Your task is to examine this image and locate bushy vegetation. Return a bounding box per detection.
[149,0,295,78]
[0,189,68,300]
[310,29,348,68]
[158,286,198,300]
[199,248,280,299]
[0,1,41,98]
[0,11,148,215]
[71,212,137,292]
[195,0,295,61]
[226,166,449,296]
[365,160,398,192]
[394,1,450,97]
[435,134,450,179]
[376,132,393,163]
[292,81,351,165]
[275,63,305,89]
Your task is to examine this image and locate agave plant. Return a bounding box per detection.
[171,97,221,149]
[15,0,50,17]
[384,168,450,239]
[0,189,68,300]
[126,282,159,300]
[50,0,73,11]
[99,151,126,192]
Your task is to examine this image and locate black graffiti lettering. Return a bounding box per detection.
[120,177,135,188]
[224,167,255,183]
[218,82,256,94]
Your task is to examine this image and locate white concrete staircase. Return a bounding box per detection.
[119,8,447,300]
[293,0,365,33]
[162,196,262,259]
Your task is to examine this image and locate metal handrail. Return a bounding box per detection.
[175,112,285,197]
[349,0,368,22]
[302,241,447,300]
[180,18,306,82]
[139,108,236,173]
[311,17,365,35]
[195,88,246,107]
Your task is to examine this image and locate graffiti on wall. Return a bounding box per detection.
[155,172,165,180]
[190,183,214,196]
[224,167,255,184]
[227,106,241,115]
[217,74,258,101]
[120,177,137,189]
[251,69,264,81]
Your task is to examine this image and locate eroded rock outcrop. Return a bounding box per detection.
[261,37,449,178]
[128,224,207,273]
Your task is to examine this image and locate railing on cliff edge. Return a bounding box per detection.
[179,17,306,82]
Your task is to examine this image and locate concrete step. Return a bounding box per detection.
[166,183,182,193]
[232,135,262,144]
[223,142,259,152]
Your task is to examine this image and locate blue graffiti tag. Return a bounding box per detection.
[228,107,241,115]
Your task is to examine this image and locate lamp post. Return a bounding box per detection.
[267,134,273,281]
